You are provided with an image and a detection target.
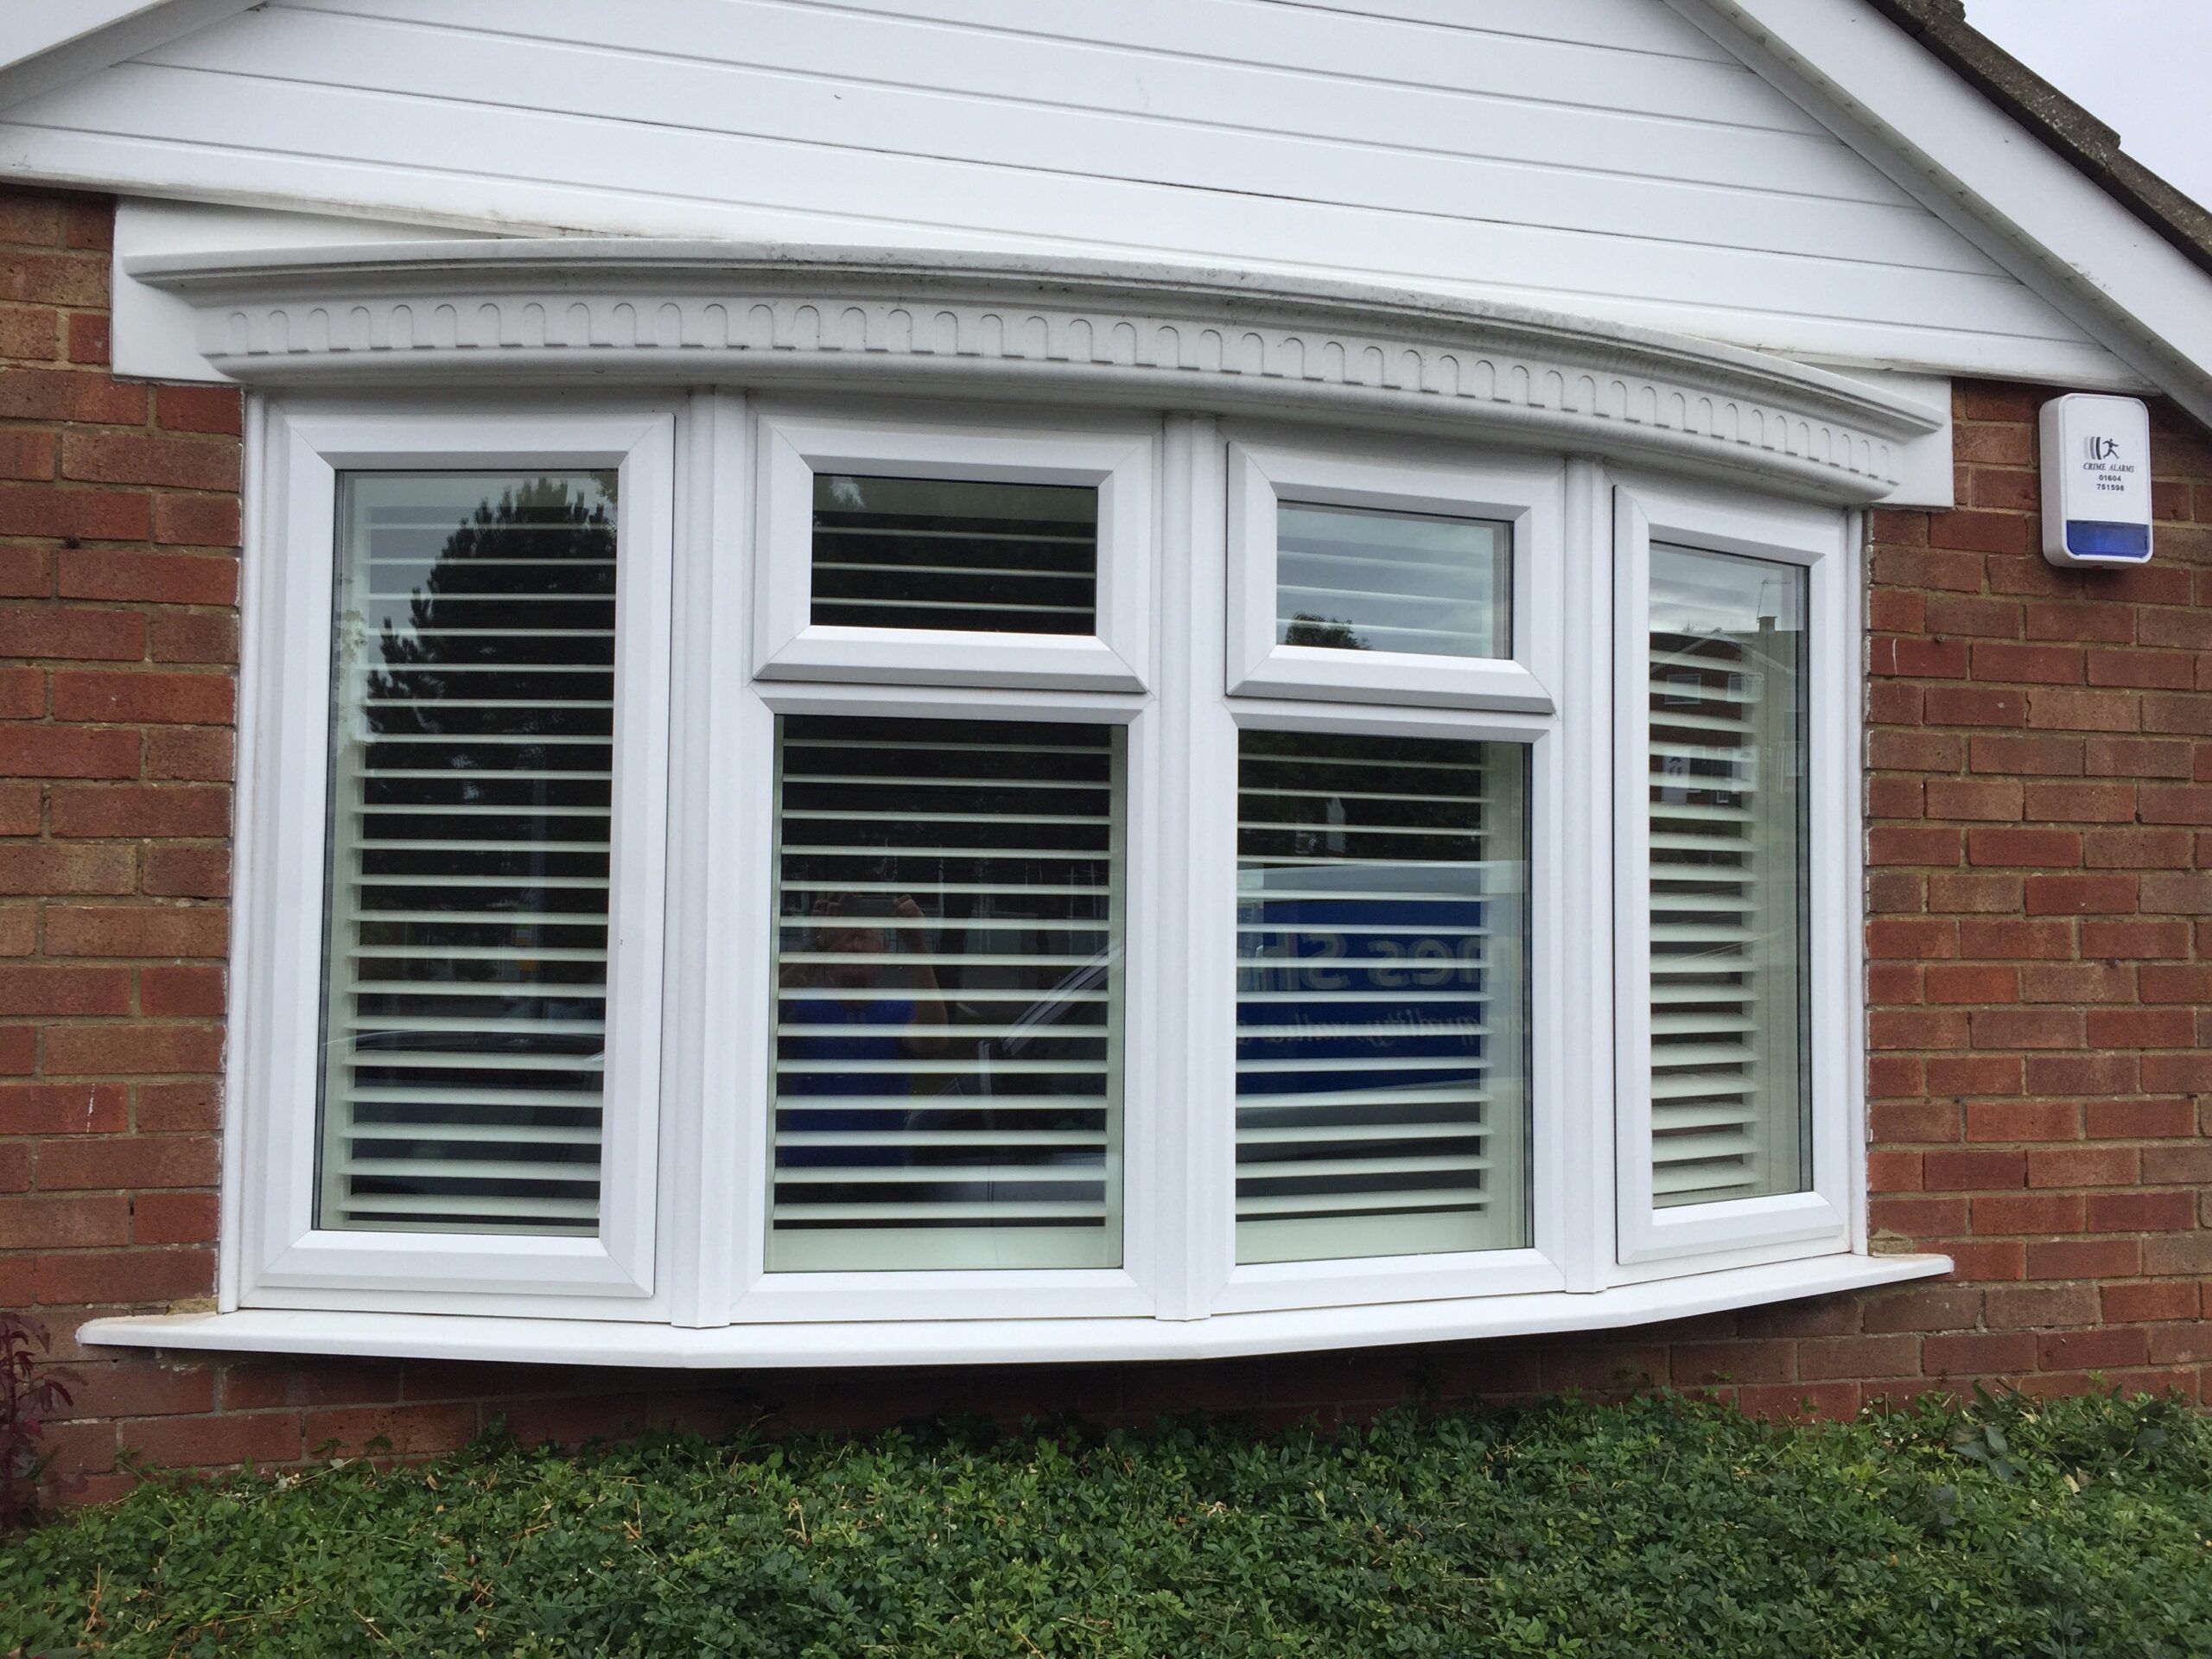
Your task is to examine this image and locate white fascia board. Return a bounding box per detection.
[1674,0,2212,429]
[112,198,504,383]
[79,1252,1952,1369]
[1831,369,1953,508]
[0,0,255,114]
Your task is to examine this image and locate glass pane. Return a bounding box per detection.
[769,715,1125,1271]
[1647,544,1810,1207]
[317,472,619,1235]
[1235,730,1529,1263]
[810,474,1098,634]
[1276,501,1510,658]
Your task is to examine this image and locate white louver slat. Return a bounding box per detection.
[1235,730,1528,1264]
[1647,544,1809,1209]
[1275,501,1510,658]
[318,473,620,1236]
[810,474,1098,634]
[768,715,1124,1271]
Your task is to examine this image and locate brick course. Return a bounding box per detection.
[1,188,2206,1503]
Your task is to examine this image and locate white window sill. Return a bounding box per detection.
[82,1252,1949,1369]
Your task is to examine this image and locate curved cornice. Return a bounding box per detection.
[129,238,1944,500]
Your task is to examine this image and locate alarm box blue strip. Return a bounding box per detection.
[2065,521,2152,561]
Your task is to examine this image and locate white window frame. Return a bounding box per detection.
[1611,473,1854,1269]
[722,680,1166,1325]
[1205,700,1570,1315]
[234,398,677,1313]
[1224,431,1562,713]
[181,386,1911,1364]
[751,401,1155,692]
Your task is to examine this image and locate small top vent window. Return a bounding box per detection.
[810,474,1099,635]
[1276,502,1510,659]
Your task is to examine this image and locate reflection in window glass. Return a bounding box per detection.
[1647,544,1810,1207]
[769,715,1125,1271]
[1235,730,1529,1262]
[810,474,1098,635]
[1276,502,1510,658]
[318,472,619,1235]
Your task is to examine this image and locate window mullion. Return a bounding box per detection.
[1554,457,1613,1294]
[662,389,754,1327]
[1153,415,1236,1320]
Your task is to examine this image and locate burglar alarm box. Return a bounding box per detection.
[2039,394,2153,567]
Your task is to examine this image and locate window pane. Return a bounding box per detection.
[1236,730,1529,1263]
[317,472,619,1235]
[810,474,1098,634]
[1276,502,1510,658]
[1648,544,1810,1207]
[769,715,1124,1271]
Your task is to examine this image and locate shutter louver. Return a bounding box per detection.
[1647,544,1808,1209]
[1275,501,1510,658]
[769,715,1124,1271]
[1235,730,1529,1263]
[811,474,1098,634]
[318,473,620,1236]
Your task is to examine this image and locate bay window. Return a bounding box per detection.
[91,245,1951,1364]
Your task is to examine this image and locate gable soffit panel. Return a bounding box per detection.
[0,0,257,115]
[1669,0,2212,429]
[0,0,2133,392]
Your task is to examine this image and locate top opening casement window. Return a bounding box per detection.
[219,388,1881,1353]
[751,406,1155,691]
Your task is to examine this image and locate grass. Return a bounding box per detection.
[3,1385,2209,1656]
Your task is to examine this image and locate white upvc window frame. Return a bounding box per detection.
[1198,423,1580,1315]
[721,680,1167,1326]
[196,383,1902,1360]
[751,401,1155,692]
[1611,473,1855,1270]
[1224,432,1563,713]
[233,397,677,1313]
[1205,698,1570,1316]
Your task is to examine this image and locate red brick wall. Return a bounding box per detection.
[3,188,2207,1504]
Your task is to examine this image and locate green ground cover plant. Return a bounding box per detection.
[3,1386,2209,1657]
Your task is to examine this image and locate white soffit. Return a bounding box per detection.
[1675,0,2212,431]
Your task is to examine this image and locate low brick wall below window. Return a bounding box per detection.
[0,187,2205,1505]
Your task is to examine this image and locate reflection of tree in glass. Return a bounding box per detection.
[366,478,614,737]
[1283,612,1370,651]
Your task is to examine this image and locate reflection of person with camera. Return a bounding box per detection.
[779,893,948,1165]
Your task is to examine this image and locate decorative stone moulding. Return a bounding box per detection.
[129,239,1944,501]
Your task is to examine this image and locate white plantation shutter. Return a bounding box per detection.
[768,715,1125,1271]
[1275,501,1510,658]
[1235,730,1529,1263]
[317,472,620,1236]
[1646,544,1809,1208]
[811,474,1098,634]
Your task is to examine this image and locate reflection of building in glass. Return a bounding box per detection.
[1235,731,1529,1264]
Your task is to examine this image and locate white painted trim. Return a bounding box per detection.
[1830,371,1953,511]
[1611,472,1853,1268]
[124,239,1941,503]
[750,402,1155,691]
[1674,0,2212,430]
[83,1251,1952,1367]
[660,388,752,1327]
[235,397,678,1311]
[0,0,256,113]
[1223,429,1561,712]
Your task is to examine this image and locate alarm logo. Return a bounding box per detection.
[2088,435,2121,461]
